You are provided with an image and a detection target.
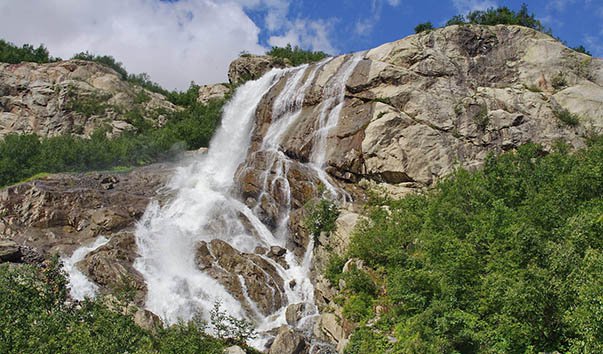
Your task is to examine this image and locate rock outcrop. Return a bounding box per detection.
[228,55,291,85]
[0,59,177,138]
[197,83,230,104]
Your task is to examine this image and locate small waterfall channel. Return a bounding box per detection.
[66,52,364,350]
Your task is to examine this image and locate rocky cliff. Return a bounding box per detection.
[1,25,602,353]
[0,59,178,138]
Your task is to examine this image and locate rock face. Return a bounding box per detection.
[197,83,230,104]
[0,162,174,302]
[233,25,603,351]
[228,55,291,85]
[0,59,177,138]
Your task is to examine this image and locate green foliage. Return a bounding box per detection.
[304,197,340,238]
[551,71,568,90]
[445,3,550,34]
[473,104,489,131]
[0,261,227,353]
[0,98,224,188]
[572,45,592,56]
[266,44,329,66]
[209,301,256,344]
[72,51,128,78]
[342,139,603,353]
[554,108,580,127]
[0,39,57,64]
[414,22,434,33]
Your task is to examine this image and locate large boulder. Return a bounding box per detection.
[268,326,309,354]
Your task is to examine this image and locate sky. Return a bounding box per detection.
[0,0,601,90]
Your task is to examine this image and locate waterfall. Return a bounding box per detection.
[63,236,109,301]
[127,53,364,347]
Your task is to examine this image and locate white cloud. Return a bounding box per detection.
[0,0,270,90]
[452,0,497,13]
[268,18,337,54]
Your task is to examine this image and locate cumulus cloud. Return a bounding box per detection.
[268,19,337,53]
[0,0,268,89]
[452,0,497,13]
[0,0,338,90]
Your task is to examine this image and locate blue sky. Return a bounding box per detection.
[0,0,600,89]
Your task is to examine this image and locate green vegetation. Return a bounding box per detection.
[266,44,329,66]
[551,71,568,90]
[414,22,434,34]
[472,104,489,131]
[572,45,592,56]
[0,257,260,353]
[0,39,58,64]
[331,138,603,353]
[0,97,224,188]
[554,108,580,127]
[445,3,549,34]
[305,197,340,240]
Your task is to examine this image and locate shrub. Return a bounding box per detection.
[0,39,57,64]
[554,108,580,127]
[414,22,434,33]
[209,301,256,344]
[445,4,551,35]
[572,45,592,56]
[0,260,228,353]
[266,44,329,66]
[551,71,568,90]
[342,138,603,352]
[473,104,489,131]
[304,197,340,239]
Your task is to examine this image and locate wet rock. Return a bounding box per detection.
[195,239,285,317]
[269,326,309,354]
[285,302,310,326]
[80,232,147,304]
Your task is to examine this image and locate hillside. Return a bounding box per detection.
[1,24,602,354]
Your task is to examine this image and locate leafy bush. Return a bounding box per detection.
[266,44,329,66]
[304,198,340,238]
[342,138,603,353]
[209,301,256,344]
[445,4,550,35]
[0,39,58,64]
[554,108,580,127]
[551,71,568,90]
[414,22,434,33]
[0,260,228,353]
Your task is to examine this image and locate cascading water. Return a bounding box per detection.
[131,52,365,349]
[63,236,109,300]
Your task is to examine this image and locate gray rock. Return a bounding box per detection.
[269,326,308,354]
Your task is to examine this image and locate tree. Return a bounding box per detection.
[414,22,434,33]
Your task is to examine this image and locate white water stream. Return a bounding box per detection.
[65,53,365,349]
